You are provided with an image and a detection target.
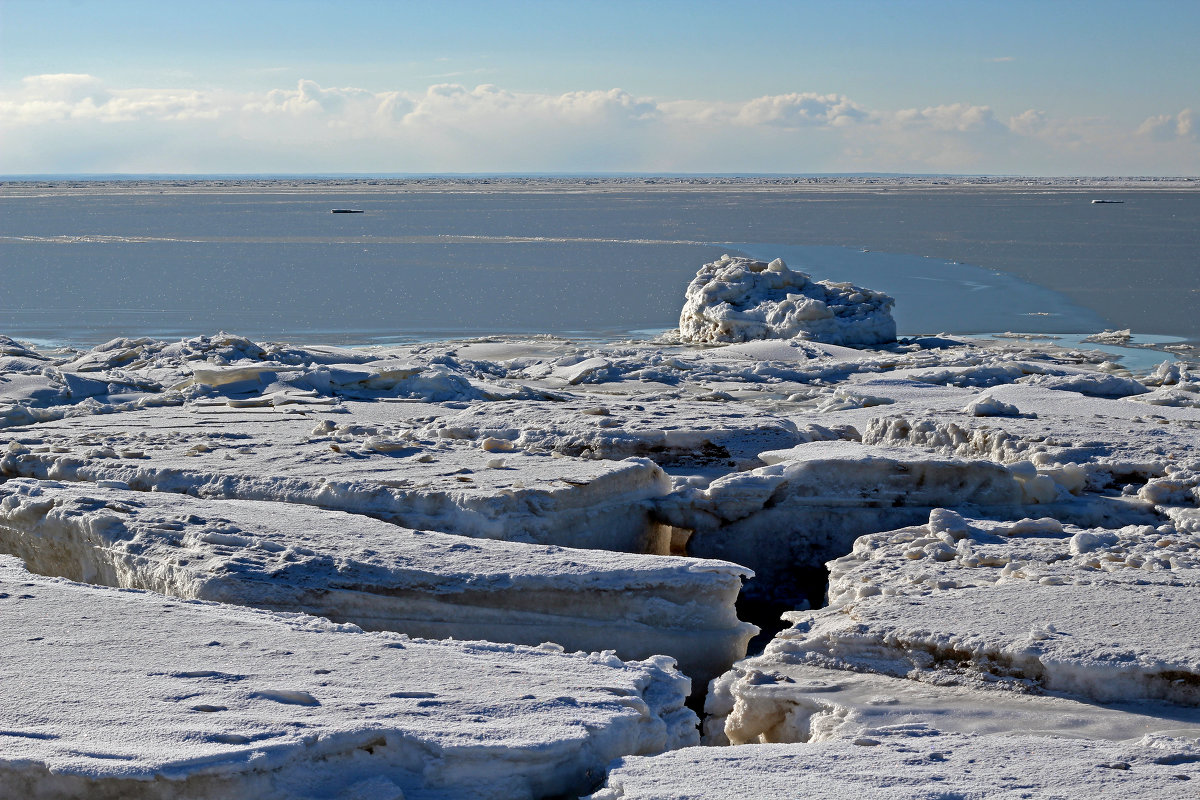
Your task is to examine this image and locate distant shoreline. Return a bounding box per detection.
[1,175,1198,196]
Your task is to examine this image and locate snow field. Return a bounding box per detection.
[0,556,696,799]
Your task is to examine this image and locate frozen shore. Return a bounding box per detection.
[3,255,1200,796]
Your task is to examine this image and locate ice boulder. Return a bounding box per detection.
[678,255,896,347]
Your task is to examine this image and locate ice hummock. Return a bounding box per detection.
[0,555,696,799]
[678,255,896,346]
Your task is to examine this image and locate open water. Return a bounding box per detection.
[1,182,1196,350]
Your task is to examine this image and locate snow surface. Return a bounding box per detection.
[0,478,756,687]
[0,555,696,799]
[678,255,896,346]
[591,728,1200,799]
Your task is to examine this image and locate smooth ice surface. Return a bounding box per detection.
[0,479,755,685]
[678,255,896,346]
[0,556,696,799]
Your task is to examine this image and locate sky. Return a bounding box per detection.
[1,0,1197,175]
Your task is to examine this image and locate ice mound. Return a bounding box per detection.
[0,555,695,799]
[0,479,756,685]
[677,255,896,347]
[593,726,1199,799]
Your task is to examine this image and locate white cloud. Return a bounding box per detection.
[733,92,868,128]
[0,75,1195,175]
[891,104,1002,133]
[1137,109,1196,142]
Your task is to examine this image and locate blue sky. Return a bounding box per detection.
[2,0,1197,174]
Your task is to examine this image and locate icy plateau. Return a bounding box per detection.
[1,256,1198,798]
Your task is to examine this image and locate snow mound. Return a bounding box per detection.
[678,255,896,347]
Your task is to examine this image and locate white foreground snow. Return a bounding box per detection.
[591,727,1199,799]
[0,556,695,799]
[0,479,755,685]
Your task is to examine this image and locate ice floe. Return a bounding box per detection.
[0,478,755,685]
[0,556,694,799]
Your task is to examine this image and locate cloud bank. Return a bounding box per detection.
[1,75,1195,175]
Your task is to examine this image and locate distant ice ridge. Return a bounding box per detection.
[678,255,896,346]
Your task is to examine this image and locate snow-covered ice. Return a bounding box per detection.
[0,407,672,553]
[0,555,695,799]
[0,478,755,686]
[591,727,1199,799]
[4,253,1200,796]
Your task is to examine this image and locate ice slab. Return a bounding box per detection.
[705,661,1200,746]
[425,398,809,468]
[663,440,1151,609]
[678,255,896,347]
[0,555,696,799]
[0,406,671,553]
[0,479,755,686]
[768,512,1200,706]
[591,727,1199,799]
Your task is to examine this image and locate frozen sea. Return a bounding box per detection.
[1,178,1197,355]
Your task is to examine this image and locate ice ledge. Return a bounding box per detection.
[0,555,696,799]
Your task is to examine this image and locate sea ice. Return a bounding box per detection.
[0,555,695,799]
[0,407,672,553]
[754,511,1200,706]
[0,479,755,685]
[591,726,1199,799]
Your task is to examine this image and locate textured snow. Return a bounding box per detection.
[0,407,672,553]
[591,728,1200,799]
[0,555,696,799]
[678,255,896,346]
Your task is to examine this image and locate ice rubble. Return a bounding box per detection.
[678,255,896,346]
[0,556,695,799]
[0,479,755,686]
